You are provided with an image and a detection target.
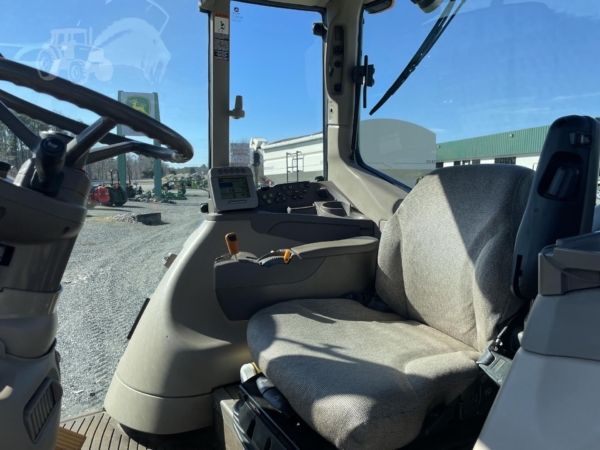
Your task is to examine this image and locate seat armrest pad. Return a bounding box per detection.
[291,236,379,259]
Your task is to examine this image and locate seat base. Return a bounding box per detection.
[234,374,336,450]
[232,374,492,450]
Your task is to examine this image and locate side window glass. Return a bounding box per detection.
[360,1,600,188]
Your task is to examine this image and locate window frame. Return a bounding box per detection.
[352,7,414,192]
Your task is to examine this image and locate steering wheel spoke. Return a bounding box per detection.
[0,99,40,150]
[87,142,176,165]
[65,117,117,167]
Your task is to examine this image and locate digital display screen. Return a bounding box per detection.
[218,177,250,199]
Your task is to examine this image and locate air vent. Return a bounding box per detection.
[24,378,62,443]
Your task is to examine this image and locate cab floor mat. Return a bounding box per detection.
[60,409,216,450]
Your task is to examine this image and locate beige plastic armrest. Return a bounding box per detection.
[291,236,379,259]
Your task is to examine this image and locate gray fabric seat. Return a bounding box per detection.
[247,165,534,450]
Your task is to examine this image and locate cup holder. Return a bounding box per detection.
[319,201,348,217]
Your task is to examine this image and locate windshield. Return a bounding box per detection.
[359,0,600,188]
[0,0,209,418]
[229,2,324,186]
[1,1,208,178]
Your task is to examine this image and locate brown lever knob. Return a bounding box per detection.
[225,232,239,255]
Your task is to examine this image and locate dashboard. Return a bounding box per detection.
[208,167,364,218]
[255,181,333,213]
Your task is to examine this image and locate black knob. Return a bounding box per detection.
[317,188,329,199]
[35,137,66,185]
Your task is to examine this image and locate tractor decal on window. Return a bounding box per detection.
[37,28,113,85]
[32,1,171,85]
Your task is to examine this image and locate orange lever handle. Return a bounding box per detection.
[225,232,239,255]
[283,249,292,264]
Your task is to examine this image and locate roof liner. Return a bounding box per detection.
[199,0,389,12]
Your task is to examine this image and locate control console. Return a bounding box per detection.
[256,181,333,212]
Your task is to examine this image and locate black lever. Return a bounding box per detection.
[352,55,375,109]
[30,136,66,196]
[256,376,295,418]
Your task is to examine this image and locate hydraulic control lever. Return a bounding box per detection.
[257,249,292,267]
[225,232,240,256]
[223,232,293,267]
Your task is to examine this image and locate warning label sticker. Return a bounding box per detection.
[214,13,230,61]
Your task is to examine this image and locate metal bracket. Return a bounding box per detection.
[352,61,375,87]
[352,55,375,109]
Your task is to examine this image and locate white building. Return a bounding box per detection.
[252,121,546,187]
[257,132,323,185]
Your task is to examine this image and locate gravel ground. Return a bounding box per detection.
[57,190,209,418]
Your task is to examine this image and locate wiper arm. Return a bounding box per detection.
[369,0,466,115]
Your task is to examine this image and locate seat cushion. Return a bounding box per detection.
[247,298,481,450]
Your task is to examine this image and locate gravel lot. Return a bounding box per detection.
[57,189,209,418]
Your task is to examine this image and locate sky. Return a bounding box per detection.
[363,0,600,142]
[1,0,600,166]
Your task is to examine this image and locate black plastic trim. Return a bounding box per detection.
[365,0,394,14]
[127,298,150,340]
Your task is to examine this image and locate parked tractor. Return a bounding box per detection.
[37,28,113,85]
[162,180,187,194]
[87,170,127,208]
[161,189,187,201]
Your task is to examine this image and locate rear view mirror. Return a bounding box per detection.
[411,0,444,13]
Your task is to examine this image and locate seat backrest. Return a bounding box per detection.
[376,164,534,351]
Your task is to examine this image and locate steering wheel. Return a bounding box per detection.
[0,58,193,169]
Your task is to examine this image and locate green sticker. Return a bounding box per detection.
[126,96,151,116]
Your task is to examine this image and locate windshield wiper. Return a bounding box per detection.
[369,0,466,115]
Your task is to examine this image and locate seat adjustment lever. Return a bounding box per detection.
[256,376,295,418]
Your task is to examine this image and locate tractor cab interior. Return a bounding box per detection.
[2,0,600,450]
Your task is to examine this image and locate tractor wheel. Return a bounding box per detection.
[113,190,126,207]
[68,59,89,85]
[37,48,59,80]
[107,188,118,206]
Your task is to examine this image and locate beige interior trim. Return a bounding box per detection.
[324,0,408,225]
